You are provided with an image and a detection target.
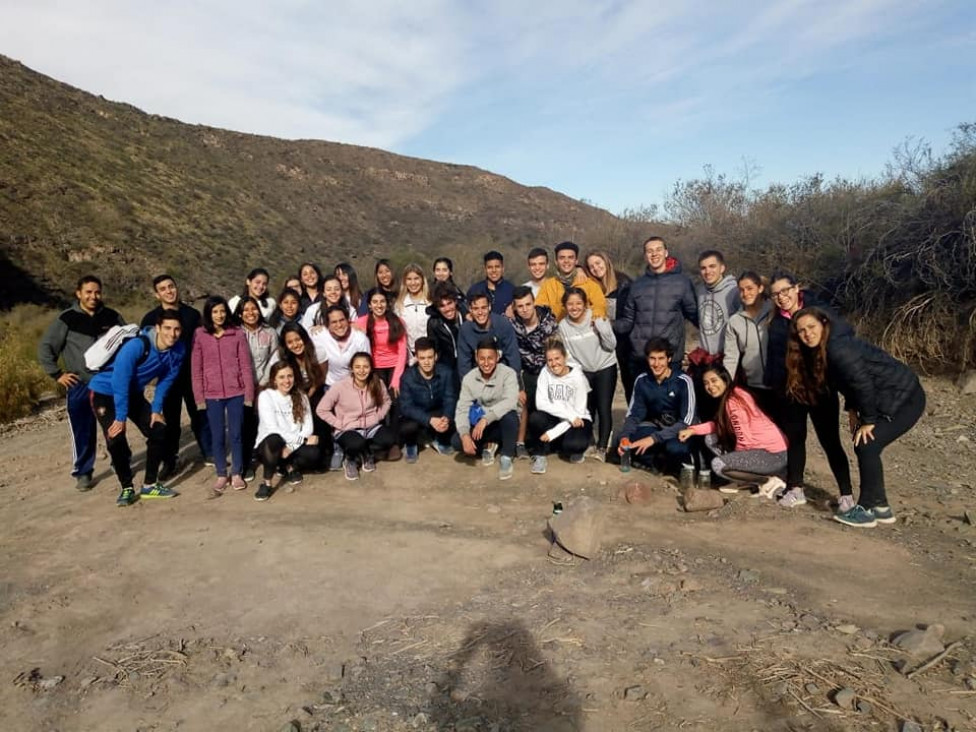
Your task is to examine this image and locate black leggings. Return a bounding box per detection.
[779,390,853,495]
[336,426,398,462]
[527,411,591,457]
[584,365,617,449]
[255,434,321,480]
[855,384,925,509]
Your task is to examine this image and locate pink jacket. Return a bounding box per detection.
[689,387,787,453]
[315,375,391,432]
[191,326,255,406]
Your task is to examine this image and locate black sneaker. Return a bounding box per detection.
[243,463,257,482]
[116,486,138,507]
[286,469,303,486]
[75,473,93,492]
[254,482,272,501]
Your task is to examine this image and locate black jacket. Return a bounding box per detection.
[827,331,921,424]
[765,290,850,392]
[614,259,697,360]
[426,307,463,373]
[399,363,459,425]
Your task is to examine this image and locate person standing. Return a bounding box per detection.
[466,251,516,317]
[695,250,740,356]
[510,286,559,458]
[140,274,212,476]
[524,247,550,297]
[38,274,125,491]
[722,272,775,414]
[536,241,606,321]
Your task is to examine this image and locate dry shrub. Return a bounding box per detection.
[0,331,52,422]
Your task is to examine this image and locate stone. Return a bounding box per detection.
[450,688,469,703]
[900,720,923,732]
[966,677,976,691]
[682,488,724,512]
[956,370,976,395]
[623,684,648,701]
[278,723,300,732]
[37,675,64,690]
[892,624,946,657]
[833,687,856,709]
[547,496,605,559]
[804,682,820,695]
[836,624,860,635]
[855,699,872,714]
[799,614,820,630]
[624,482,651,504]
[737,569,760,584]
[411,713,429,728]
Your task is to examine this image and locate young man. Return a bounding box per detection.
[535,241,607,320]
[454,337,521,480]
[88,310,187,506]
[457,293,521,377]
[426,283,465,377]
[615,236,698,395]
[398,337,458,462]
[140,274,211,477]
[696,249,740,356]
[38,275,125,491]
[614,337,696,476]
[466,250,515,317]
[524,247,549,297]
[510,285,558,459]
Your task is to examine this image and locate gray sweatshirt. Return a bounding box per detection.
[696,275,741,355]
[557,311,617,373]
[454,362,520,436]
[38,303,125,384]
[722,301,773,388]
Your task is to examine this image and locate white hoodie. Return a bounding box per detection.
[535,366,591,441]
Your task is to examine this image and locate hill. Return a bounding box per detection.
[0,55,638,306]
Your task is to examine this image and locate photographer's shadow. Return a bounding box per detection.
[428,619,581,731]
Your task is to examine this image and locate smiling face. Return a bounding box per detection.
[369,292,388,317]
[211,303,227,329]
[274,365,295,395]
[565,293,586,322]
[433,262,451,282]
[351,355,372,384]
[795,314,825,348]
[327,309,350,339]
[527,255,548,281]
[280,294,300,319]
[555,249,578,276]
[437,297,457,321]
[469,297,490,327]
[546,348,568,376]
[699,256,726,287]
[484,258,504,284]
[701,370,729,399]
[240,301,260,328]
[738,278,763,308]
[586,254,607,281]
[155,319,183,350]
[646,350,670,380]
[376,264,393,288]
[76,281,103,314]
[153,278,180,308]
[284,331,305,356]
[323,279,343,306]
[770,278,800,314]
[404,271,423,296]
[334,268,349,290]
[248,273,269,298]
[476,347,498,378]
[644,239,668,273]
[300,265,319,289]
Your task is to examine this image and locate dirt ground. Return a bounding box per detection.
[1,376,975,732]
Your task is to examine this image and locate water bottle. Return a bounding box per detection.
[680,464,696,491]
[620,438,632,473]
[698,469,711,490]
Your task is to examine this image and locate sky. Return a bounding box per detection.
[1,0,973,214]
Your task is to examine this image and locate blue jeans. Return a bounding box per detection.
[206,396,245,477]
[68,382,97,477]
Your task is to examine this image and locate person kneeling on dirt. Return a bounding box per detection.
[677,365,787,498]
[398,337,458,462]
[612,337,696,476]
[527,339,592,474]
[87,310,186,507]
[454,337,521,480]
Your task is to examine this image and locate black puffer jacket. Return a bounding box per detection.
[426,306,463,373]
[765,290,850,392]
[826,330,921,424]
[614,258,697,359]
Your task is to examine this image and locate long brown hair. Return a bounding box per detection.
[785,307,832,405]
[366,292,405,344]
[278,322,325,393]
[583,250,618,295]
[701,367,738,452]
[350,352,386,411]
[269,361,307,424]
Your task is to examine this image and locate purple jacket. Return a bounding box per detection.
[191,326,255,405]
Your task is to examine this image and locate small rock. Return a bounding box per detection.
[900,721,923,732]
[804,683,820,695]
[425,681,440,695]
[411,713,429,728]
[623,684,648,701]
[738,569,760,584]
[855,699,872,714]
[966,677,976,691]
[892,624,946,657]
[623,482,652,504]
[222,647,240,662]
[799,614,820,629]
[449,688,469,703]
[836,624,859,635]
[278,723,300,732]
[893,658,910,675]
[680,578,703,592]
[37,675,64,690]
[683,488,724,512]
[833,687,856,709]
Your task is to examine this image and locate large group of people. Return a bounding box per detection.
[39,237,925,529]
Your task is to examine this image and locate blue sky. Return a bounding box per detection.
[1,0,973,213]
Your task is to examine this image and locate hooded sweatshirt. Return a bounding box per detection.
[723,300,773,389]
[254,389,313,452]
[696,274,740,355]
[315,375,392,432]
[535,366,591,441]
[557,310,617,373]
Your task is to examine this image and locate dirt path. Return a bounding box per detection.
[1,377,974,731]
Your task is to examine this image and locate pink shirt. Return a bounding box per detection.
[354,315,407,390]
[689,387,787,453]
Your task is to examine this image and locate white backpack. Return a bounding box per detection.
[84,324,149,372]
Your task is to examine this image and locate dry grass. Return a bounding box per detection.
[0,305,55,423]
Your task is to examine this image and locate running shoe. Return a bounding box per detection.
[140,483,178,499]
[837,495,856,514]
[833,505,877,528]
[569,453,585,464]
[481,443,498,466]
[777,486,806,508]
[869,505,896,524]
[231,475,247,490]
[431,440,457,456]
[515,443,530,460]
[329,448,345,472]
[588,446,607,463]
[362,455,376,473]
[531,455,548,474]
[243,464,257,482]
[498,455,514,481]
[286,469,303,485]
[203,455,216,467]
[254,482,272,502]
[405,444,419,464]
[116,486,138,507]
[758,476,786,499]
[75,473,93,492]
[344,459,360,481]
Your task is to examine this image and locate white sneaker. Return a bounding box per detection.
[759,476,786,499]
[778,486,807,508]
[481,443,498,466]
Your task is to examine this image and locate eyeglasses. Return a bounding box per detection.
[770,285,797,299]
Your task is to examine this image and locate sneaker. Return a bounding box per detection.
[569,453,585,464]
[343,459,360,481]
[719,485,741,494]
[212,476,228,494]
[759,476,786,499]
[75,473,93,492]
[329,448,345,472]
[362,454,376,473]
[157,460,178,482]
[837,495,856,514]
[515,443,530,460]
[589,446,607,463]
[386,445,402,461]
[431,440,457,456]
[231,475,247,491]
[869,505,896,524]
[405,444,419,464]
[481,443,498,466]
[254,482,272,502]
[833,504,878,528]
[286,469,303,486]
[116,486,138,507]
[243,464,257,482]
[498,455,514,481]
[531,455,548,474]
[777,486,807,508]
[203,455,216,467]
[140,483,179,499]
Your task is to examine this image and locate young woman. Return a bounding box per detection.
[723,271,775,414]
[528,339,592,473]
[273,322,331,465]
[354,290,407,394]
[253,362,320,501]
[268,288,302,334]
[228,268,275,321]
[365,259,399,305]
[787,307,925,527]
[584,250,634,402]
[234,296,278,478]
[765,271,853,509]
[298,262,324,313]
[335,262,366,317]
[315,352,397,481]
[191,296,255,494]
[284,276,302,294]
[556,287,617,460]
[395,263,431,362]
[678,366,787,497]
[431,257,468,313]
[302,274,355,330]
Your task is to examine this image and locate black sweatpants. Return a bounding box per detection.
[399,417,456,448]
[584,364,617,450]
[255,434,321,481]
[855,384,925,509]
[336,426,398,462]
[779,390,853,495]
[454,411,519,458]
[91,389,166,489]
[527,411,591,457]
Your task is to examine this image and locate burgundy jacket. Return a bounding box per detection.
[191,326,255,405]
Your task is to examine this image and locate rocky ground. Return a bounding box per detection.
[0,375,974,731]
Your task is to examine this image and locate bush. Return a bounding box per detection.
[0,305,54,422]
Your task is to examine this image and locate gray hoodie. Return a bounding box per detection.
[454,362,520,436]
[696,275,740,354]
[722,300,773,388]
[557,310,617,373]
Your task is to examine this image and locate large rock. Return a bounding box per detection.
[548,496,605,559]
[956,370,976,394]
[682,488,725,512]
[892,624,946,657]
